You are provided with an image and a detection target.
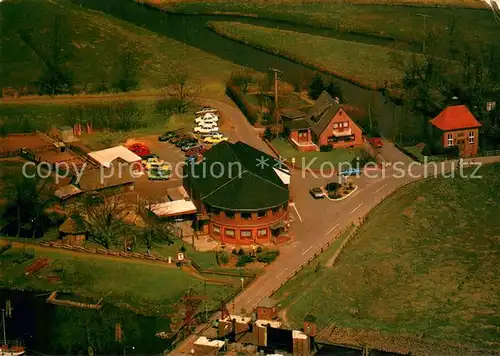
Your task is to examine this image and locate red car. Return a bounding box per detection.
[368,137,383,148]
[186,145,207,157]
[128,143,151,157]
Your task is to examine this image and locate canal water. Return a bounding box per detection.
[0,289,172,355]
[70,0,415,140]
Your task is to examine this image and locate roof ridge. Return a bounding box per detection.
[246,170,289,192]
[199,169,247,201]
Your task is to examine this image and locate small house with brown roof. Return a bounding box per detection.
[283,91,363,152]
[429,105,482,157]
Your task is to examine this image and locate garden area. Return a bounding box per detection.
[323,180,357,200]
[273,163,500,352]
[271,138,363,169]
[400,142,459,163]
[216,247,280,268]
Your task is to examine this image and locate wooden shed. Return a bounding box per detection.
[59,216,87,246]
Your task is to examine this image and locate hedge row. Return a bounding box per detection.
[225,84,258,125]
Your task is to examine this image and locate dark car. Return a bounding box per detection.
[309,187,325,199]
[176,137,197,148]
[159,132,178,142]
[186,145,207,157]
[181,142,201,152]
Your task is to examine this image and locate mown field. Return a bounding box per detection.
[164,1,498,44]
[274,164,500,351]
[0,0,242,94]
[0,244,239,316]
[208,21,408,89]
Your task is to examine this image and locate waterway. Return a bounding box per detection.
[0,289,172,355]
[70,0,414,140]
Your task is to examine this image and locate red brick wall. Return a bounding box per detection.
[441,128,479,157]
[317,108,363,148]
[256,306,277,320]
[209,208,288,244]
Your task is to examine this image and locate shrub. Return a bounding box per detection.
[263,127,274,141]
[236,255,254,267]
[325,182,341,192]
[422,144,432,156]
[320,144,333,152]
[226,84,258,125]
[237,248,245,256]
[444,145,460,158]
[256,246,263,254]
[308,73,324,100]
[231,248,238,256]
[218,251,229,265]
[256,250,280,263]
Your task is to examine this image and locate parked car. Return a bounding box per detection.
[143,158,170,171]
[203,136,229,144]
[194,125,219,134]
[148,167,171,180]
[338,168,361,177]
[185,155,197,165]
[195,113,219,124]
[159,131,178,142]
[186,146,207,156]
[175,137,198,147]
[368,137,383,148]
[309,187,325,199]
[200,131,223,138]
[141,154,160,165]
[195,107,218,115]
[181,142,202,151]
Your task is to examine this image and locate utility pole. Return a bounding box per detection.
[417,13,430,54]
[269,67,283,137]
[2,309,6,346]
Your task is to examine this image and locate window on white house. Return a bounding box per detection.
[447,133,453,147]
[468,131,475,144]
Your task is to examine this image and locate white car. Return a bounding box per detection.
[194,125,219,134]
[195,107,218,115]
[195,113,219,124]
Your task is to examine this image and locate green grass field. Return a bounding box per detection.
[209,21,409,89]
[0,100,192,150]
[0,246,238,315]
[0,0,242,94]
[274,163,500,351]
[170,2,498,44]
[271,138,362,169]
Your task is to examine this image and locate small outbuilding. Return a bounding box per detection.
[59,216,87,246]
[57,125,77,143]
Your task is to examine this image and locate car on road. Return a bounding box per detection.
[194,125,219,134]
[181,142,202,152]
[203,136,228,144]
[195,113,219,124]
[195,107,218,115]
[309,187,325,199]
[338,168,361,177]
[368,137,384,148]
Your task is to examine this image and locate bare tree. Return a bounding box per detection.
[136,198,176,253]
[80,194,129,249]
[115,48,139,92]
[18,15,73,95]
[161,70,201,114]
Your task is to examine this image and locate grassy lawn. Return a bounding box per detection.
[0,0,242,94]
[275,163,500,351]
[0,100,193,150]
[169,2,498,45]
[402,145,446,163]
[272,225,355,311]
[208,21,408,89]
[0,246,238,315]
[271,138,362,169]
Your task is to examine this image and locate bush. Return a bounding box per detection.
[236,255,254,267]
[256,246,263,254]
[256,250,280,264]
[226,84,258,125]
[237,248,245,256]
[231,248,238,256]
[422,144,432,156]
[218,251,230,265]
[444,145,460,158]
[263,127,273,141]
[325,182,341,192]
[320,144,333,152]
